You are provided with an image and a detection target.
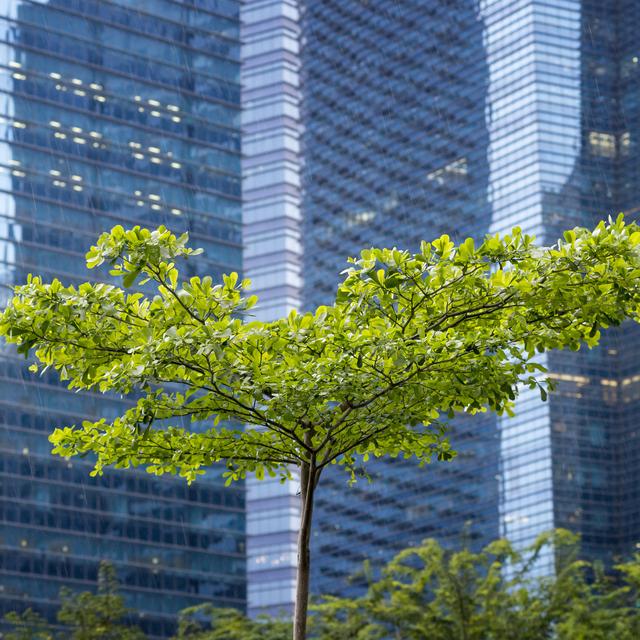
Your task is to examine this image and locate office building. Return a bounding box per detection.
[0,1,244,636]
[244,0,640,612]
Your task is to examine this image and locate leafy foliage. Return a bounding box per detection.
[310,530,640,640]
[3,609,54,640]
[3,562,145,639]
[4,217,640,638]
[1,219,640,485]
[4,535,640,640]
[173,605,290,640]
[57,562,146,639]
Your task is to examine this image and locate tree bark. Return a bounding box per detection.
[293,460,316,640]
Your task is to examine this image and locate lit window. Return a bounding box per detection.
[73,185,83,192]
[89,82,102,90]
[426,157,468,184]
[341,210,376,228]
[89,131,102,139]
[136,200,144,207]
[589,131,616,158]
[148,99,160,106]
[12,169,26,177]
[133,152,144,159]
[49,169,61,176]
[12,73,26,81]
[22,447,29,455]
[129,141,141,149]
[550,372,590,386]
[71,78,82,85]
[620,132,631,155]
[49,120,61,128]
[71,175,82,181]
[149,193,161,201]
[54,132,67,139]
[71,126,82,133]
[12,121,26,128]
[167,104,179,112]
[49,71,62,79]
[134,190,142,196]
[150,157,162,164]
[148,146,160,153]
[134,95,142,102]
[9,61,21,68]
[150,110,161,117]
[73,137,86,144]
[170,162,182,169]
[94,95,106,102]
[171,208,182,215]
[151,204,161,211]
[171,116,181,123]
[73,89,86,96]
[9,160,20,166]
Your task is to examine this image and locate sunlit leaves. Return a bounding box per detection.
[1,216,640,487]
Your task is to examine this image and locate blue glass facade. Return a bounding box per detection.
[544,0,640,564]
[0,1,244,637]
[299,0,500,596]
[294,0,640,597]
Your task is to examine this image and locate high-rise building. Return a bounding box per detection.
[241,0,304,616]
[0,1,244,637]
[243,0,640,614]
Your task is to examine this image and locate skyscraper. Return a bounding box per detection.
[0,1,244,637]
[243,0,640,613]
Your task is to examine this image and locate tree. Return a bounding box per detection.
[3,609,54,640]
[173,605,290,639]
[309,530,640,639]
[3,217,640,639]
[3,562,145,639]
[57,561,146,639]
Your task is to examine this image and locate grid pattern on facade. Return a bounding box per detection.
[298,0,500,597]
[0,1,244,637]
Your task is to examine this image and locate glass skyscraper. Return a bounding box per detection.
[0,1,244,637]
[244,0,640,613]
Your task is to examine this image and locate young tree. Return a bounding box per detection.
[310,530,640,640]
[3,609,54,640]
[3,562,145,640]
[2,217,640,639]
[57,561,146,640]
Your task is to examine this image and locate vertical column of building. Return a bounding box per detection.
[481,0,582,566]
[241,0,303,617]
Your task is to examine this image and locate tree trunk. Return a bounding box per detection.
[293,461,316,640]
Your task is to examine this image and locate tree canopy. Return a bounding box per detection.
[3,215,640,638]
[310,530,640,640]
[5,532,640,640]
[3,562,145,640]
[2,217,640,483]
